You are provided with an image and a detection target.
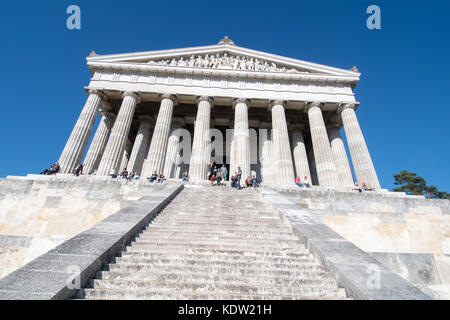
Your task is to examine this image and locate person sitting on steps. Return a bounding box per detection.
[353,182,362,193]
[251,175,260,188]
[120,168,128,179]
[296,176,302,187]
[73,163,84,176]
[245,176,252,188]
[109,168,118,179]
[303,176,311,188]
[157,173,166,183]
[148,171,158,183]
[215,170,223,186]
[182,171,189,182]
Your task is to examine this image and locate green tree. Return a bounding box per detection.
[393,170,449,199]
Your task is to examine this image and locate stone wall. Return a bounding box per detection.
[0,175,159,278]
[277,187,450,299]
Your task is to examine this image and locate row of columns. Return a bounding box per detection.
[58,89,380,189]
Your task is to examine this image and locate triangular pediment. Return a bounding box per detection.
[87,41,360,80]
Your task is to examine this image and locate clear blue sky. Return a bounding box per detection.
[0,0,449,191]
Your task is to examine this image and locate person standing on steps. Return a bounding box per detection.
[221,165,228,181]
[235,166,242,189]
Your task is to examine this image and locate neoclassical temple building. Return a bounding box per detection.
[58,37,380,189]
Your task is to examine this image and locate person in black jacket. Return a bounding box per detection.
[73,163,84,176]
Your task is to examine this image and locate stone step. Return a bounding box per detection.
[169,198,265,203]
[114,256,320,270]
[128,241,305,253]
[89,279,345,297]
[153,216,281,224]
[119,250,315,264]
[157,211,278,218]
[136,233,299,242]
[124,246,310,257]
[131,238,303,248]
[139,227,296,238]
[96,269,334,286]
[107,263,326,277]
[164,207,271,212]
[77,186,348,300]
[145,222,292,232]
[79,288,351,300]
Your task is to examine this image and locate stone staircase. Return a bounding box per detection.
[77,185,350,300]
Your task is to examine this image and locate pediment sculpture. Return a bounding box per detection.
[147,53,308,74]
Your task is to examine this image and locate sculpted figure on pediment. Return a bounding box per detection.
[150,53,301,73]
[194,55,203,67]
[177,57,187,67]
[188,55,195,67]
[232,56,241,70]
[239,57,247,70]
[254,59,262,71]
[221,53,231,67]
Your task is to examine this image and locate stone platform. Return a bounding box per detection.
[0,174,448,299]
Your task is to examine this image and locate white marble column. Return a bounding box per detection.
[97,92,140,175]
[270,100,295,185]
[163,118,184,178]
[233,98,251,182]
[327,124,354,187]
[58,89,105,173]
[141,94,176,178]
[119,140,132,171]
[291,125,312,181]
[259,126,270,184]
[189,96,213,181]
[127,116,154,175]
[261,138,275,184]
[340,103,381,189]
[305,102,340,188]
[83,110,116,175]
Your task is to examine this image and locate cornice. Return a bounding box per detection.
[87,61,359,85]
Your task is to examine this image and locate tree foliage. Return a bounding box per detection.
[393,170,449,200]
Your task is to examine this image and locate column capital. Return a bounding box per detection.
[337,102,360,114]
[196,96,214,107]
[232,98,250,109]
[268,99,286,111]
[122,91,141,104]
[160,93,178,105]
[88,88,107,101]
[304,101,324,113]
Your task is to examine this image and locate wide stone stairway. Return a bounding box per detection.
[77,185,349,300]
